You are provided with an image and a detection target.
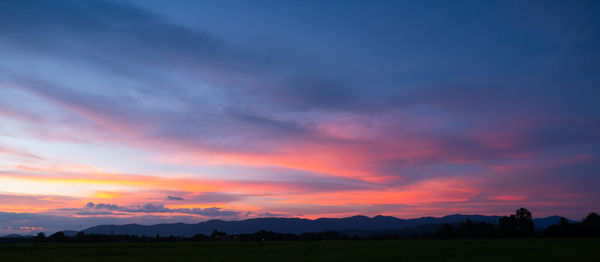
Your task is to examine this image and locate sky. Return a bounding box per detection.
[1,0,599,234]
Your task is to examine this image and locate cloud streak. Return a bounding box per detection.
[79,202,239,217]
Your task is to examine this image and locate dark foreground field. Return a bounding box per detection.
[1,238,597,261]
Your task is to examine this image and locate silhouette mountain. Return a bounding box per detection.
[82,214,566,237]
[531,215,575,229]
[0,234,33,238]
[62,230,80,237]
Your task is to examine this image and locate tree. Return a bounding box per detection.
[211,230,227,240]
[48,231,66,242]
[498,208,534,237]
[498,215,517,237]
[516,208,532,221]
[515,207,534,237]
[36,232,46,240]
[581,212,600,235]
[582,212,600,226]
[557,217,570,236]
[436,223,456,239]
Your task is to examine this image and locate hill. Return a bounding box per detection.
[82,214,566,237]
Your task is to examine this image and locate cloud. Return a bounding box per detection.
[166,196,184,201]
[83,202,239,217]
[185,192,245,203]
[0,193,80,212]
[2,0,598,168]
[94,203,120,211]
[0,0,599,222]
[0,144,44,160]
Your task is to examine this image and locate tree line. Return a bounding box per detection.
[424,208,600,239]
[20,230,357,243]
[2,208,599,243]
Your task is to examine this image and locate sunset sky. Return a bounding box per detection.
[1,0,599,234]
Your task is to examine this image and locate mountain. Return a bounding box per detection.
[0,234,24,238]
[532,216,577,229]
[62,230,80,237]
[0,234,34,238]
[83,214,567,237]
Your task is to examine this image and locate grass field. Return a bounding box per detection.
[0,238,597,261]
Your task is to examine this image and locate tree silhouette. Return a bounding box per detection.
[581,212,600,235]
[210,230,227,240]
[582,212,600,225]
[557,217,570,236]
[435,223,456,239]
[498,215,517,237]
[498,207,534,237]
[516,208,532,220]
[515,207,534,237]
[36,232,46,241]
[48,231,66,242]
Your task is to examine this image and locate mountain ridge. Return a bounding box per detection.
[81,214,569,237]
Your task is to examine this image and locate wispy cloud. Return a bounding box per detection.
[77,202,239,217]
